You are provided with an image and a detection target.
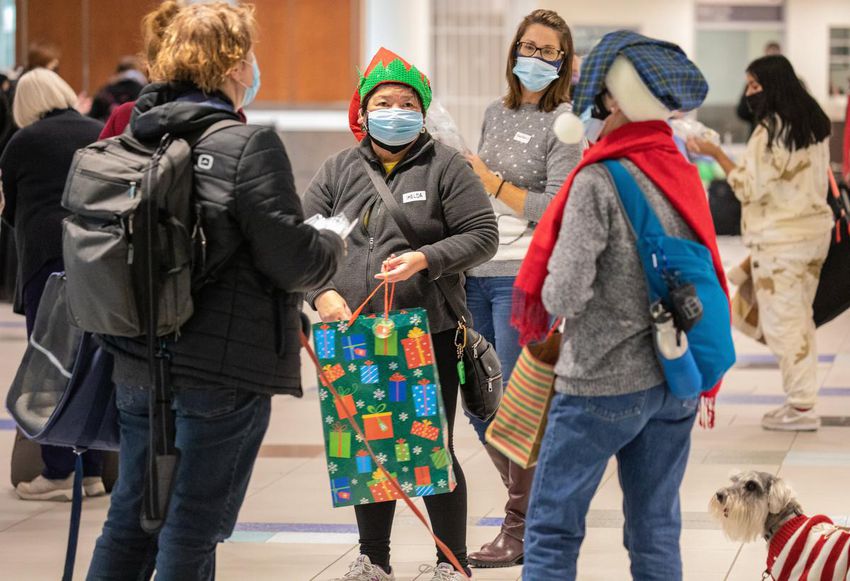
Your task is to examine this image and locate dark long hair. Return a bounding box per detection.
[746,55,831,151]
[505,9,574,112]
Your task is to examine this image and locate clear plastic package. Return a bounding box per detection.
[670,118,721,146]
[304,214,357,239]
[425,101,470,154]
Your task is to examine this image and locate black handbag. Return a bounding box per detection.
[361,159,503,421]
[6,272,119,581]
[814,173,850,327]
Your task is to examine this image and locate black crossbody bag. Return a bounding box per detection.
[361,159,503,421]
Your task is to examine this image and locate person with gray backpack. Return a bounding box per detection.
[66,4,344,580]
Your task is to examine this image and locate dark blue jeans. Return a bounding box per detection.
[523,385,697,581]
[464,276,523,442]
[86,385,271,581]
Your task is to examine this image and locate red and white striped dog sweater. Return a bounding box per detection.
[766,514,850,580]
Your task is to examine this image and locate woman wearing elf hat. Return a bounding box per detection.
[304,47,498,581]
[513,31,727,580]
[461,8,582,570]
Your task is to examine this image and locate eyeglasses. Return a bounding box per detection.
[515,41,564,63]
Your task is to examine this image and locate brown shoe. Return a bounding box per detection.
[469,445,535,568]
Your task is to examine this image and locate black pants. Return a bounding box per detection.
[22,258,103,479]
[354,329,468,570]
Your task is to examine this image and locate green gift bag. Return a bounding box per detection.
[313,308,457,508]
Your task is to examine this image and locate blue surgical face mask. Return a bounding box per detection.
[367,108,424,147]
[581,107,605,144]
[512,56,561,93]
[240,58,261,108]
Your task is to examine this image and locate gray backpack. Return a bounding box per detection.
[61,120,239,338]
[61,118,240,534]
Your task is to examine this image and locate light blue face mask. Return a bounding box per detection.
[512,56,561,93]
[581,107,605,144]
[240,58,261,108]
[367,108,424,147]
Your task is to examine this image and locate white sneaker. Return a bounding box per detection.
[83,476,107,497]
[15,474,73,501]
[419,563,467,581]
[762,404,820,431]
[332,555,395,581]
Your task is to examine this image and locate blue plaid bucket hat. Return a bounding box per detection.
[573,30,708,116]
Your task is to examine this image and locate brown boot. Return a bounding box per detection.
[469,445,535,568]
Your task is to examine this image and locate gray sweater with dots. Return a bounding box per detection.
[469,100,582,277]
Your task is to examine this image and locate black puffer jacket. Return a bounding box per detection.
[102,83,344,396]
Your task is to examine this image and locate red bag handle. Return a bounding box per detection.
[347,262,397,328]
[828,170,848,243]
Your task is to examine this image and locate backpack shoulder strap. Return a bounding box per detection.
[602,159,674,303]
[192,119,243,146]
[602,159,669,242]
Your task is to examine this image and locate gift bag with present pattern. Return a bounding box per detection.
[313,308,456,508]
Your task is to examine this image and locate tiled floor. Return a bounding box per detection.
[2,237,850,580]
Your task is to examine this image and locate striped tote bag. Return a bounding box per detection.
[485,331,561,468]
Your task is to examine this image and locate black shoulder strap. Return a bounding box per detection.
[360,157,468,324]
[193,118,243,146]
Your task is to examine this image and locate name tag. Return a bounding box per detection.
[513,132,532,144]
[403,191,427,203]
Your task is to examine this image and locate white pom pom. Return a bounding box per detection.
[553,111,585,144]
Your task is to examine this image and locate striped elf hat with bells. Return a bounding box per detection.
[554,30,708,143]
[348,47,433,141]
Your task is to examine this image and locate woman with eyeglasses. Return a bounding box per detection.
[463,9,582,569]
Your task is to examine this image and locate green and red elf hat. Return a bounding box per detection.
[348,47,433,142]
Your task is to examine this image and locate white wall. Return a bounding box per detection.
[786,0,850,119]
[539,0,696,57]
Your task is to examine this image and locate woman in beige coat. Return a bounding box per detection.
[689,55,833,432]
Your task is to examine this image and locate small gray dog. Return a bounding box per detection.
[710,471,850,579]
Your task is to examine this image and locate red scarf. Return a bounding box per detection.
[512,121,729,411]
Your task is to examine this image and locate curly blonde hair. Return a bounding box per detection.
[152,2,256,93]
[141,0,184,73]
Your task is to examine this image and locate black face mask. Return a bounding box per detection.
[745,91,766,117]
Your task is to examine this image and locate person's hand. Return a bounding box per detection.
[75,92,93,116]
[374,252,428,283]
[315,290,352,323]
[465,153,501,193]
[686,137,721,159]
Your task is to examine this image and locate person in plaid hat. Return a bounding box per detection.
[305,47,498,581]
[514,31,728,580]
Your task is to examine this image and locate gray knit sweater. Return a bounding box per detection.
[542,160,697,396]
[468,100,582,277]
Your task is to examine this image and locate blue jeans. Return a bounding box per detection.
[523,385,697,581]
[464,276,523,442]
[87,385,271,581]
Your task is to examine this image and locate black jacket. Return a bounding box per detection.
[103,83,344,396]
[0,109,103,310]
[303,134,498,333]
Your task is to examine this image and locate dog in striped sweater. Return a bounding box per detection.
[710,471,850,580]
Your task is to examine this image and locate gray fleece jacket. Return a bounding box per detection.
[304,133,498,333]
[542,159,697,396]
